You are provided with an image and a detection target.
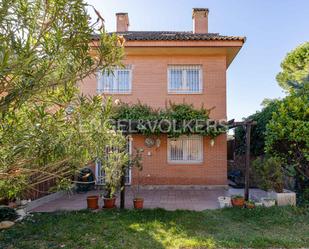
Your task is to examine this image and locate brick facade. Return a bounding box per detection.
[81,8,244,186]
[81,53,229,186]
[131,134,227,185]
[80,55,227,120]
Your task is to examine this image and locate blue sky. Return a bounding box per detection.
[87,0,309,120]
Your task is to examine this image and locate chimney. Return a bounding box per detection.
[116,13,129,32]
[192,8,209,34]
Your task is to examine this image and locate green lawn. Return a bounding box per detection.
[1,207,309,249]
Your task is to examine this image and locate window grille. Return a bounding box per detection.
[168,65,202,93]
[97,66,132,93]
[167,135,203,163]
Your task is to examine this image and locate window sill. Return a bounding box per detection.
[97,90,132,95]
[167,161,204,165]
[167,91,203,95]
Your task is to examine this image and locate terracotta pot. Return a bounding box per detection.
[245,203,255,209]
[231,198,245,207]
[87,195,99,209]
[103,197,116,209]
[8,202,17,209]
[133,198,144,209]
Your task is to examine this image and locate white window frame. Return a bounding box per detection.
[97,66,132,94]
[167,65,203,94]
[167,135,203,164]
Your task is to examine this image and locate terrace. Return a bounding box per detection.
[29,187,268,212]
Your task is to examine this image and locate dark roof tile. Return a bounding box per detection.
[92,31,245,42]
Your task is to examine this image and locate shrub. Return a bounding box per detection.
[265,86,309,191]
[0,207,18,222]
[234,99,280,156]
[253,156,284,193]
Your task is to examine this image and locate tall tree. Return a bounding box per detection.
[235,99,281,156]
[0,0,124,113]
[0,0,127,200]
[276,42,309,91]
[265,85,309,190]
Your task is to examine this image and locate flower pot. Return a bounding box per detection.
[87,195,99,209]
[8,202,17,209]
[255,202,263,207]
[268,190,296,206]
[245,202,255,209]
[103,197,116,209]
[133,198,144,209]
[261,198,276,207]
[218,196,231,208]
[231,198,245,207]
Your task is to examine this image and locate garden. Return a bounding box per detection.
[0,0,308,248]
[1,207,309,249]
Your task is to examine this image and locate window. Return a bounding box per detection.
[96,161,131,185]
[167,135,203,163]
[96,139,132,185]
[97,66,132,93]
[168,65,202,93]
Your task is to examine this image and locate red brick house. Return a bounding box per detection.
[80,8,245,187]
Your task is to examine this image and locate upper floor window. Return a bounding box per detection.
[168,65,202,94]
[97,66,132,94]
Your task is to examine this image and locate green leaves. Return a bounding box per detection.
[112,101,224,138]
[0,0,125,199]
[0,95,128,199]
[235,99,281,156]
[253,156,284,192]
[265,87,309,182]
[0,0,124,113]
[276,42,309,91]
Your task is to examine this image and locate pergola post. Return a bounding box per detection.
[120,173,125,209]
[244,122,252,201]
[228,119,256,201]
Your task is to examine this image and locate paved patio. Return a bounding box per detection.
[29,187,268,212]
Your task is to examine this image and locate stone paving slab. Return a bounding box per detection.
[29,187,268,212]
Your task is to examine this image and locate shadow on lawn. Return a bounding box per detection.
[0,208,216,249]
[1,207,309,249]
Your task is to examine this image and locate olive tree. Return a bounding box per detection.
[0,0,124,112]
[0,0,128,200]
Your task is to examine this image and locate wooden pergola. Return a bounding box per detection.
[119,119,256,208]
[228,119,257,201]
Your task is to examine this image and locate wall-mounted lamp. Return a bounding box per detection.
[210,138,215,147]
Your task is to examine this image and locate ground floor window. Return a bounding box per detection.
[95,139,132,185]
[96,161,131,185]
[167,135,203,163]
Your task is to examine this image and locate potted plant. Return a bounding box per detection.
[245,200,255,209]
[133,197,144,209]
[218,196,231,208]
[131,148,144,209]
[102,148,129,209]
[87,195,99,209]
[261,197,276,207]
[231,195,245,207]
[253,156,296,206]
